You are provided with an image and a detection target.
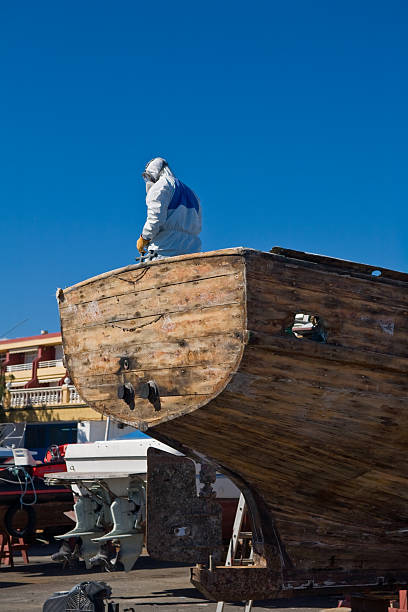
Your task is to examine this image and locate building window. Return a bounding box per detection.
[24,351,37,364]
[55,346,64,361]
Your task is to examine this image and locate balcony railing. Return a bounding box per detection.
[6,359,64,372]
[68,386,82,404]
[9,386,85,408]
[10,387,61,407]
[6,363,32,372]
[38,359,64,368]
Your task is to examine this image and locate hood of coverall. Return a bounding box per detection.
[144,157,175,184]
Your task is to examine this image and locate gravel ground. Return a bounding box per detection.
[0,543,342,612]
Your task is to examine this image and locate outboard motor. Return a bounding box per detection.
[93,487,145,572]
[55,496,104,568]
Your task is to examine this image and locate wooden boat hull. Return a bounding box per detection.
[58,247,408,598]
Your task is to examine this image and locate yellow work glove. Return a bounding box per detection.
[137,235,150,254]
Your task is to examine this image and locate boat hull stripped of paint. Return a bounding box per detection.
[57,247,408,600]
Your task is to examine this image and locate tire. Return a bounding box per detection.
[4,503,36,538]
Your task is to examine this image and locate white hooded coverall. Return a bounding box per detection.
[141,159,202,259]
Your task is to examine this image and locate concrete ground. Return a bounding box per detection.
[0,543,342,612]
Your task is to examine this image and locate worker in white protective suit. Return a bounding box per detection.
[137,157,202,260]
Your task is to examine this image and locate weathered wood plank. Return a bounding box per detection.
[251,249,408,295]
[63,302,245,355]
[61,273,244,331]
[248,269,408,313]
[60,253,244,307]
[247,332,408,374]
[240,344,408,398]
[67,333,243,376]
[246,272,408,356]
[75,365,232,400]
[270,246,408,284]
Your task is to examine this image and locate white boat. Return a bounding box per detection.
[46,430,239,572]
[65,434,239,498]
[64,436,175,476]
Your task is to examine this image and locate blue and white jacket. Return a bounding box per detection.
[142,167,202,258]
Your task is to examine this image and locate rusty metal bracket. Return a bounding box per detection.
[139,380,161,412]
[117,382,135,410]
[146,448,222,564]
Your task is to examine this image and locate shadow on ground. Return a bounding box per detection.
[143,589,339,609]
[1,554,191,578]
[0,582,31,590]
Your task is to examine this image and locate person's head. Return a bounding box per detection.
[142,157,175,193]
[142,157,168,183]
[143,157,168,193]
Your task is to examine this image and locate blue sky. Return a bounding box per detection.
[1,1,407,338]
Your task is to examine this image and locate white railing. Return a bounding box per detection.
[9,385,85,408]
[6,363,32,372]
[10,387,62,407]
[38,359,64,368]
[68,386,82,404]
